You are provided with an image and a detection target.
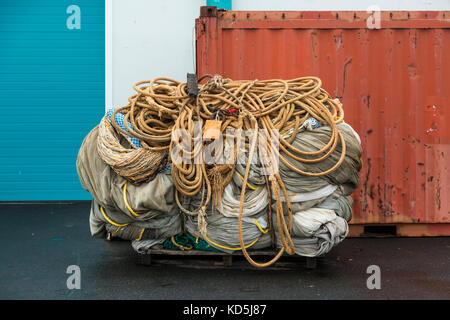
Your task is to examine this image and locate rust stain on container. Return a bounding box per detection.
[196,8,450,235]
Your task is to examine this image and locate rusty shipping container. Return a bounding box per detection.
[196,7,450,237]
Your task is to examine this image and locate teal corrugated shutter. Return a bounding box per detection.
[0,0,105,200]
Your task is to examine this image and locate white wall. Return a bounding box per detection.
[108,0,450,108]
[108,0,206,108]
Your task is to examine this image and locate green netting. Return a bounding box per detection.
[162,233,221,252]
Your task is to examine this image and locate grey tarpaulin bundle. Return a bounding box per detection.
[77,127,182,242]
[76,75,363,268]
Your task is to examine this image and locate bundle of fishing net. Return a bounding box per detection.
[131,171,273,254]
[234,119,362,257]
[179,177,273,254]
[76,123,182,243]
[273,123,360,257]
[76,74,363,268]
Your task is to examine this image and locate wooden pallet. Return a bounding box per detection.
[348,223,450,237]
[136,246,318,270]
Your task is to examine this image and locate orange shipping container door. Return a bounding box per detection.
[196,7,450,236]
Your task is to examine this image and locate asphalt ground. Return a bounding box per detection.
[0,201,449,300]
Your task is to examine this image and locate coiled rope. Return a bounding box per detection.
[101,74,346,267]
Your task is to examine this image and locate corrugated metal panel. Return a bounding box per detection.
[196,8,450,231]
[0,0,104,200]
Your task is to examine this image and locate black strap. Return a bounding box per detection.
[186,73,198,97]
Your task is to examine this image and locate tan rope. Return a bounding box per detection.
[96,117,166,183]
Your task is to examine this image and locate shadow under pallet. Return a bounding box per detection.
[136,246,318,270]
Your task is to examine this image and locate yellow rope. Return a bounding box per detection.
[200,233,260,251]
[123,182,140,217]
[100,205,144,241]
[235,171,260,190]
[135,228,145,241]
[253,218,269,234]
[171,236,193,250]
[100,206,129,227]
[112,226,122,236]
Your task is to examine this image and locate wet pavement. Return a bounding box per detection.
[0,201,449,300]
